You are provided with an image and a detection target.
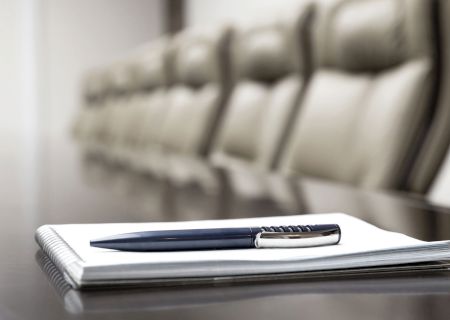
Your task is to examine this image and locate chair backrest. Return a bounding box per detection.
[100,59,140,150]
[209,3,314,171]
[280,0,438,190]
[73,67,109,144]
[407,0,450,194]
[158,27,232,157]
[113,39,171,153]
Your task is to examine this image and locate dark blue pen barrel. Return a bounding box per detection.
[98,227,262,251]
[90,224,341,251]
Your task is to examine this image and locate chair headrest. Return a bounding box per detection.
[231,2,314,83]
[170,27,231,88]
[131,38,170,90]
[314,0,434,72]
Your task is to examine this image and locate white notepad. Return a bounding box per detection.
[35,213,450,289]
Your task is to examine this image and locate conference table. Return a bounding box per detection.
[1,140,450,320]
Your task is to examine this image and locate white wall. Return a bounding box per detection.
[0,0,40,218]
[40,0,164,139]
[0,0,164,217]
[0,0,23,213]
[186,0,306,27]
[38,0,164,217]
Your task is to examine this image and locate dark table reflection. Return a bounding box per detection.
[3,145,450,320]
[36,249,450,316]
[80,152,450,242]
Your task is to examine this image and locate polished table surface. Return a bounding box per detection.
[1,138,450,320]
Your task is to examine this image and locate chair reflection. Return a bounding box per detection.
[79,151,450,243]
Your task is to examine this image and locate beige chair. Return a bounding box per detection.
[280,0,438,191]
[99,60,138,157]
[209,3,314,172]
[126,28,232,175]
[75,38,171,162]
[73,67,111,153]
[407,0,450,194]
[74,59,133,156]
[157,27,232,157]
[107,39,171,163]
[73,70,98,142]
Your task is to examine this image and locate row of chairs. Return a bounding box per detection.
[73,0,450,194]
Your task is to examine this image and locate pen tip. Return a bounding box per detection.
[90,232,141,250]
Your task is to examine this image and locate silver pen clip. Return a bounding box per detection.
[254,225,341,248]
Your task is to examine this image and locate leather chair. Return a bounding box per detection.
[157,26,232,157]
[98,59,138,157]
[408,0,450,194]
[279,0,438,191]
[73,67,111,153]
[75,38,170,162]
[106,39,171,163]
[209,3,314,172]
[73,69,99,142]
[125,27,232,176]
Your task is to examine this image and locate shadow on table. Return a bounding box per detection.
[36,250,450,315]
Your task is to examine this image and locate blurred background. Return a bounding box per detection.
[1,0,449,219]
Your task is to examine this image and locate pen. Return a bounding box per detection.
[90,224,341,251]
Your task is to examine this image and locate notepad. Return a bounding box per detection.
[35,213,450,289]
[35,250,450,314]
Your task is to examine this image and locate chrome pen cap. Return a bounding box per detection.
[254,224,341,248]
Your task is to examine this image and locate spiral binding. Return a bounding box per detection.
[35,226,82,275]
[35,250,72,297]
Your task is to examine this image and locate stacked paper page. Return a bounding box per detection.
[35,213,450,288]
